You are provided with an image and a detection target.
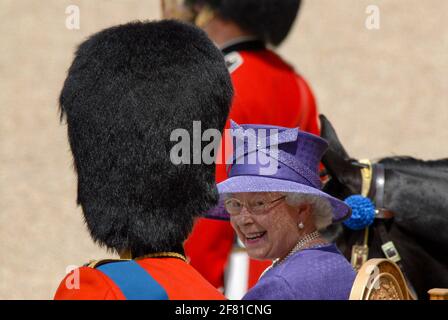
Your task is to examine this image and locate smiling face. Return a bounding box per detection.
[229,192,307,261]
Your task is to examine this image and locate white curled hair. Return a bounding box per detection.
[284,193,333,231]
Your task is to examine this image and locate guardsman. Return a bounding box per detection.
[162,0,320,293]
[54,20,233,300]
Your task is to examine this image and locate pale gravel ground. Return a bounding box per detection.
[0,0,447,299]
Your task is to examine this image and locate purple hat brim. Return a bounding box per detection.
[206,175,351,223]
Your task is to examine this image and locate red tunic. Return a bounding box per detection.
[54,258,225,300]
[184,43,320,291]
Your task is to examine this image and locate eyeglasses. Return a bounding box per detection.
[224,195,286,217]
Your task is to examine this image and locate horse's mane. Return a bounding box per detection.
[379,156,448,171]
[378,156,448,183]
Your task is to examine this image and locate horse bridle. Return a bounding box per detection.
[355,159,394,219]
[353,159,418,299]
[355,159,401,261]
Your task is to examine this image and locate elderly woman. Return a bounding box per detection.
[207,121,356,300]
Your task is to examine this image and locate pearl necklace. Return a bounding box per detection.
[272,231,322,268]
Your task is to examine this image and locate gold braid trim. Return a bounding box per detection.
[135,252,187,262]
[87,259,130,269]
[87,252,187,269]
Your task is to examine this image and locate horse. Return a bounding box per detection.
[319,114,448,299]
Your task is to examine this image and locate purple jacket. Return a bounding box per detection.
[243,244,356,300]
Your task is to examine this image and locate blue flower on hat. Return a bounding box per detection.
[343,195,375,230]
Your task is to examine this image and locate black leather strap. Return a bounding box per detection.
[221,39,266,55]
[375,220,418,298]
[371,163,394,219]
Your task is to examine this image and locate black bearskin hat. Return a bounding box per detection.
[59,20,233,256]
[186,0,302,46]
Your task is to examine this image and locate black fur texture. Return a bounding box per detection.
[59,20,233,257]
[187,0,302,46]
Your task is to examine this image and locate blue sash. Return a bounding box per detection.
[97,260,169,300]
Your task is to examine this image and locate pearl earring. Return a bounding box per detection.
[298,221,304,230]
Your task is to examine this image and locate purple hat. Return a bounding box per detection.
[206,121,351,222]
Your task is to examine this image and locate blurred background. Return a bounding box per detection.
[0,0,447,299]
